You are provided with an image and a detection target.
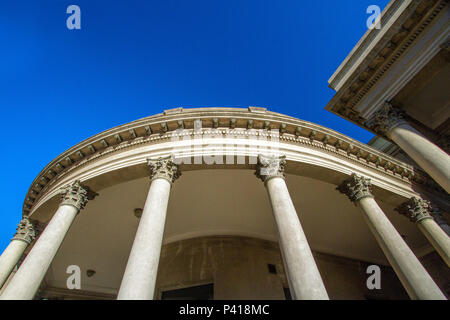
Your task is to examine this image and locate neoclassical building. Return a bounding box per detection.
[0,0,449,300]
[0,106,448,300]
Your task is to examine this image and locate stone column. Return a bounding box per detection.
[256,154,328,300]
[0,218,36,289]
[430,207,450,237]
[0,266,18,296]
[396,198,450,268]
[0,180,92,300]
[367,102,450,193]
[338,174,446,300]
[117,156,180,300]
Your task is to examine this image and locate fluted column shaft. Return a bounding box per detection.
[256,155,328,300]
[397,198,450,267]
[367,103,450,193]
[338,174,445,300]
[117,156,180,300]
[0,218,35,289]
[0,181,91,300]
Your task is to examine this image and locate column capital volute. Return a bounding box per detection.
[337,173,374,202]
[396,197,433,223]
[12,217,36,245]
[59,180,96,211]
[147,156,181,184]
[255,154,286,183]
[365,102,409,136]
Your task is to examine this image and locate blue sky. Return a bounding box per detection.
[0,0,389,252]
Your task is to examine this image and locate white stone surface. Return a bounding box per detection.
[117,178,172,300]
[0,240,27,289]
[0,205,78,300]
[418,218,450,267]
[358,197,446,300]
[265,176,329,300]
[388,123,450,193]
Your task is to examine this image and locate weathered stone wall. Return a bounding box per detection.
[155,236,412,300]
[419,251,450,298]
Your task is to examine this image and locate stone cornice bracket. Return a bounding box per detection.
[255,154,286,184]
[12,217,36,244]
[59,180,91,211]
[365,102,408,137]
[396,197,433,223]
[337,173,374,203]
[147,156,181,184]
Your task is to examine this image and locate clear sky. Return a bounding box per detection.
[0,0,389,252]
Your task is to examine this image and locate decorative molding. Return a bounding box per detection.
[147,156,181,184]
[248,106,267,113]
[396,197,433,223]
[59,180,91,211]
[337,173,374,202]
[255,154,286,183]
[12,218,36,244]
[327,0,447,125]
[22,108,419,216]
[328,0,415,90]
[365,101,409,136]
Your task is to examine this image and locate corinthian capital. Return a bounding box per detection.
[255,154,286,183]
[365,102,408,136]
[396,197,433,223]
[60,180,90,211]
[12,218,36,244]
[147,156,181,184]
[337,173,373,202]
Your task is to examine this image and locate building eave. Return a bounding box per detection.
[23,106,418,217]
[328,0,418,91]
[325,0,448,127]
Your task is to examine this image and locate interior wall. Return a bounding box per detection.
[154,236,410,300]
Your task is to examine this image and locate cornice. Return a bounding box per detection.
[328,0,417,90]
[326,0,447,125]
[23,107,416,217]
